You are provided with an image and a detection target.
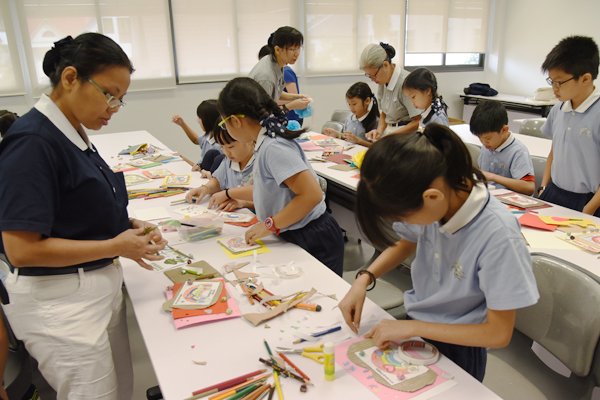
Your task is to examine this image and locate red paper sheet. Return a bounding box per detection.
[519,213,557,232]
[171,280,229,319]
[324,153,352,164]
[225,216,259,227]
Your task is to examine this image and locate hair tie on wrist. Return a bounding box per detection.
[356,270,376,291]
[225,188,231,199]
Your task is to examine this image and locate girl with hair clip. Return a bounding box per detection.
[323,82,379,147]
[339,124,539,382]
[218,77,344,276]
[186,118,255,212]
[360,43,420,141]
[249,26,311,114]
[172,99,224,178]
[402,67,449,131]
[0,33,167,399]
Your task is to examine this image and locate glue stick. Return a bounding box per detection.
[324,341,335,381]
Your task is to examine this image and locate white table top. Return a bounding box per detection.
[458,92,558,107]
[90,130,502,400]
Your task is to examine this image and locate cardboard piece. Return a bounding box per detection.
[328,164,358,171]
[163,261,221,284]
[518,213,557,232]
[323,153,352,165]
[164,280,223,310]
[234,270,259,280]
[242,288,317,326]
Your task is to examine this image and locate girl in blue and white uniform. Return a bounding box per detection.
[339,124,539,382]
[402,67,449,131]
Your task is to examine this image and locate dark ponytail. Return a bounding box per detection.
[43,33,134,88]
[218,77,305,139]
[346,82,380,132]
[379,42,396,62]
[356,124,485,248]
[267,26,303,61]
[196,99,220,138]
[402,68,446,124]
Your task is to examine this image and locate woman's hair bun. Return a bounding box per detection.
[379,42,396,60]
[42,36,74,78]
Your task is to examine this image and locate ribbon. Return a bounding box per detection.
[431,97,448,116]
[259,113,288,138]
[53,36,74,50]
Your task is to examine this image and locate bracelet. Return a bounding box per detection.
[282,104,289,113]
[356,270,376,291]
[202,184,211,195]
[225,188,231,199]
[538,186,546,194]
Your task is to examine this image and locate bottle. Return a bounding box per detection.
[324,341,335,381]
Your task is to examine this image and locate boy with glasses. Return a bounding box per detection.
[538,36,600,216]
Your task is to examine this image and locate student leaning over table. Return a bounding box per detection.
[361,43,421,141]
[217,77,345,277]
[339,124,539,382]
[538,36,600,216]
[0,33,167,400]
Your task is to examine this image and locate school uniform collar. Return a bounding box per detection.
[492,132,515,153]
[441,182,488,234]
[207,135,216,145]
[34,94,93,152]
[231,154,255,172]
[385,65,401,91]
[351,101,373,122]
[254,127,268,152]
[562,85,600,113]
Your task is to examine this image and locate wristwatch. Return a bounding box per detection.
[264,216,280,235]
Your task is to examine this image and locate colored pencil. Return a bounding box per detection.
[258,358,307,385]
[242,283,255,305]
[208,375,270,400]
[184,388,218,400]
[273,371,284,400]
[266,386,275,400]
[226,383,262,400]
[293,326,341,344]
[242,384,271,400]
[192,369,267,396]
[277,352,312,385]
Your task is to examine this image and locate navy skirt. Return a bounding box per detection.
[540,180,600,217]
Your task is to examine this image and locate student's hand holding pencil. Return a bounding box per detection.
[185,185,210,204]
[113,226,167,270]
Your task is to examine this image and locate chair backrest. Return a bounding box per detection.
[519,119,551,139]
[466,143,481,166]
[530,155,547,197]
[516,253,600,377]
[321,121,344,135]
[331,110,351,123]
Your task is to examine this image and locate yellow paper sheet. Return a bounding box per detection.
[521,229,577,250]
[538,216,599,229]
[220,239,271,259]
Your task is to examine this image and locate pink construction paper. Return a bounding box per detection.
[310,134,329,140]
[165,278,242,329]
[299,141,324,151]
[335,337,455,400]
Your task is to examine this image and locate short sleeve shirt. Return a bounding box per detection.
[283,66,301,122]
[418,99,449,131]
[477,133,535,190]
[393,183,539,324]
[343,113,378,141]
[541,86,600,193]
[198,134,223,163]
[252,128,326,232]
[249,56,285,102]
[377,66,420,125]
[0,95,130,274]
[212,155,255,191]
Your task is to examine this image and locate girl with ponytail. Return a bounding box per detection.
[402,67,449,130]
[339,124,539,382]
[218,77,344,276]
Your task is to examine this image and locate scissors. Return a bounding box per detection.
[276,345,325,364]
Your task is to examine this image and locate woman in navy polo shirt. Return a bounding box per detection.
[0,33,166,399]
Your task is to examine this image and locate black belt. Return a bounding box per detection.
[389,120,410,127]
[14,258,117,276]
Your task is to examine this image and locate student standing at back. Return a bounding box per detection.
[323,82,379,147]
[402,68,449,130]
[470,101,535,195]
[249,27,310,114]
[538,36,600,216]
[218,77,344,276]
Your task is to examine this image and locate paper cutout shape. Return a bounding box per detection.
[219,212,256,224]
[351,174,361,179]
[308,134,329,141]
[218,236,261,254]
[172,281,222,308]
[519,213,557,232]
[559,233,600,253]
[143,168,174,179]
[124,174,151,186]
[299,141,323,151]
[323,154,352,165]
[243,288,317,326]
[336,338,457,399]
[163,262,221,284]
[234,270,259,280]
[538,216,599,229]
[495,192,551,210]
[328,164,358,171]
[162,175,191,186]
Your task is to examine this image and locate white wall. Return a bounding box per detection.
[1,0,598,160]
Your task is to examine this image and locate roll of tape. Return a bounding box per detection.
[396,340,440,366]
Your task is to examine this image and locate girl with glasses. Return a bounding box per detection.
[0,33,168,399]
[218,77,344,277]
[249,26,311,115]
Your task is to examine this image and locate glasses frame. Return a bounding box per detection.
[365,66,381,80]
[285,46,303,54]
[546,76,575,89]
[218,114,245,128]
[87,78,126,109]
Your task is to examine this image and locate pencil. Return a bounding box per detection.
[241,383,270,400]
[209,376,269,400]
[226,383,262,400]
[258,358,307,385]
[184,388,218,400]
[242,283,255,305]
[293,326,341,344]
[192,369,267,396]
[277,352,312,385]
[266,386,275,400]
[273,371,284,400]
